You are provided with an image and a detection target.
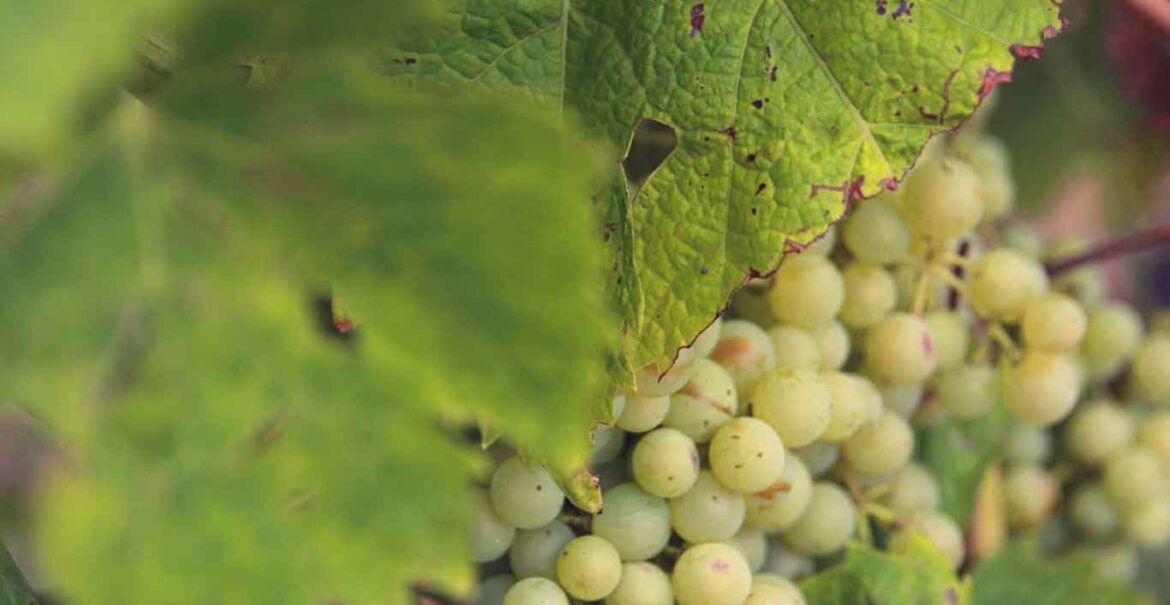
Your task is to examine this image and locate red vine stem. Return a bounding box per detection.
[1045,223,1170,276]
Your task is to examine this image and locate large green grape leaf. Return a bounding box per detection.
[0,541,38,605]
[383,0,1063,372]
[919,404,1008,528]
[800,537,970,605]
[971,540,1146,605]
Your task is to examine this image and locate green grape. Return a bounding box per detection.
[1049,239,1105,307]
[842,198,910,265]
[605,562,673,605]
[923,311,969,370]
[617,394,671,433]
[511,521,575,579]
[1081,303,1143,383]
[668,471,746,543]
[1021,292,1087,353]
[665,359,738,443]
[676,318,724,367]
[744,455,813,532]
[710,417,786,493]
[743,575,806,605]
[820,371,882,442]
[967,248,1049,323]
[766,326,822,372]
[999,221,1042,258]
[1122,497,1170,547]
[1077,544,1139,585]
[1068,484,1119,541]
[803,225,837,257]
[892,264,946,312]
[901,156,984,243]
[949,132,1016,220]
[811,320,851,371]
[475,575,517,605]
[881,382,924,418]
[491,457,565,529]
[1129,335,1170,405]
[671,543,751,605]
[865,313,939,386]
[591,483,671,561]
[1137,412,1170,469]
[592,425,627,465]
[631,427,700,498]
[556,535,623,601]
[729,282,780,329]
[838,263,897,329]
[882,463,939,515]
[759,542,815,580]
[841,410,914,477]
[634,362,696,397]
[1004,352,1081,427]
[1104,448,1166,510]
[935,364,999,421]
[794,441,839,477]
[781,482,856,557]
[750,368,831,448]
[503,577,569,605]
[724,527,767,572]
[710,320,777,398]
[1063,400,1134,466]
[766,255,844,329]
[1003,424,1052,465]
[1005,465,1058,529]
[890,509,964,569]
[472,490,516,562]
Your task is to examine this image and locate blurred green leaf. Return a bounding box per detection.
[971,540,1146,605]
[919,405,1009,529]
[0,541,38,605]
[801,537,969,605]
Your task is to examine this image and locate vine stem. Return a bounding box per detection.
[1045,223,1170,276]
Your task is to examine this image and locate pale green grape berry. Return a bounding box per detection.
[592,425,626,465]
[842,199,910,265]
[476,575,517,605]
[999,221,1042,258]
[1068,484,1119,541]
[1105,448,1166,510]
[838,263,897,329]
[892,264,946,312]
[890,509,964,569]
[767,325,822,372]
[811,320,850,371]
[1005,465,1058,529]
[882,463,939,515]
[743,575,806,605]
[1129,335,1170,405]
[865,313,939,386]
[967,248,1049,323]
[556,535,622,601]
[901,156,984,242]
[617,394,671,433]
[803,225,836,256]
[511,521,575,579]
[671,543,751,605]
[605,562,673,605]
[766,255,844,329]
[1137,412,1170,469]
[759,543,815,580]
[750,368,831,448]
[1004,424,1052,465]
[950,132,1016,220]
[631,428,700,498]
[1122,497,1170,547]
[676,318,724,367]
[669,471,746,543]
[1021,292,1087,353]
[935,364,999,421]
[710,417,786,493]
[491,457,565,529]
[634,362,696,397]
[665,359,738,443]
[1064,400,1134,466]
[781,482,856,557]
[592,483,671,561]
[611,394,627,421]
[1081,303,1143,383]
[472,490,516,562]
[503,577,569,605]
[1004,353,1081,427]
[744,455,812,532]
[842,410,914,477]
[820,371,882,442]
[923,311,969,370]
[881,382,924,418]
[724,527,767,572]
[794,441,839,478]
[710,320,778,398]
[1078,544,1139,585]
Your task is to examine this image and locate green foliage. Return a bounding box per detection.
[0,543,38,605]
[800,537,969,605]
[971,541,1146,605]
[919,404,1009,528]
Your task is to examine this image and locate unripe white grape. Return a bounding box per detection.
[999,221,1042,258]
[1063,400,1134,466]
[1068,484,1119,541]
[617,394,671,433]
[476,575,517,605]
[750,368,831,448]
[592,425,627,465]
[634,362,696,397]
[724,527,767,571]
[759,544,815,581]
[890,509,964,569]
[1003,424,1052,465]
[1078,544,1139,585]
[606,563,673,605]
[669,471,746,543]
[842,410,914,477]
[1137,412,1170,469]
[1122,497,1170,547]
[935,364,999,420]
[556,536,622,601]
[901,156,984,243]
[892,264,946,312]
[1053,253,1104,308]
[881,382,924,418]
[950,132,1016,220]
[1003,352,1081,427]
[838,263,897,329]
[710,417,786,493]
[744,455,812,532]
[503,577,569,605]
[1129,335,1170,405]
[781,482,856,556]
[743,575,806,605]
[665,359,738,443]
[591,483,671,561]
[767,325,821,372]
[1005,465,1059,529]
[812,320,851,371]
[967,248,1049,323]
[511,521,575,578]
[491,457,565,529]
[923,311,969,371]
[794,441,839,478]
[842,199,910,265]
[1105,448,1166,510]
[865,313,938,386]
[676,319,723,367]
[803,225,836,256]
[631,428,700,498]
[472,490,516,562]
[671,543,751,605]
[882,463,939,514]
[820,371,881,442]
[710,320,777,398]
[1021,292,1087,353]
[1081,303,1143,383]
[767,255,844,329]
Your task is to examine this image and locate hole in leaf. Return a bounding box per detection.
[622,118,678,186]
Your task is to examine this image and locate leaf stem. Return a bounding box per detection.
[1045,223,1170,276]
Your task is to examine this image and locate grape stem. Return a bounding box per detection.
[1045,223,1170,276]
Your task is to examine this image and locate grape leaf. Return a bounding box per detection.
[971,540,1146,605]
[0,541,38,605]
[382,0,1063,373]
[919,404,1009,528]
[800,537,970,605]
